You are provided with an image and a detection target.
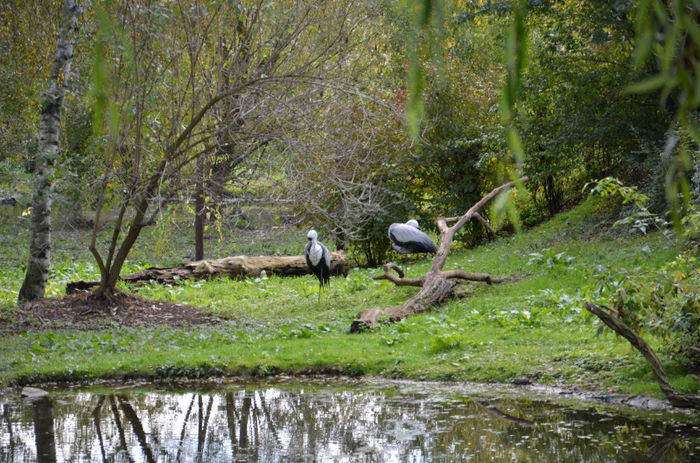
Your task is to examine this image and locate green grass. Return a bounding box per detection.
[0,197,697,400]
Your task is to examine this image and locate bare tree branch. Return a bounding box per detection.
[351,177,528,331]
[584,302,700,409]
[372,263,424,287]
[441,270,506,284]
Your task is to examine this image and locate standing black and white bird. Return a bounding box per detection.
[388,219,437,271]
[304,229,331,302]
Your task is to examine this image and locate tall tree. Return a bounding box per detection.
[89,0,362,296]
[18,0,85,304]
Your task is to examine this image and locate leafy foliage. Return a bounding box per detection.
[519,0,670,216]
[588,177,700,362]
[590,258,700,358]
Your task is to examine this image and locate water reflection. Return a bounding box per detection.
[32,396,56,463]
[1,380,699,462]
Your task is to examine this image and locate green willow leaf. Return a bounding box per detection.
[507,127,524,166]
[633,0,653,66]
[406,58,424,139]
[686,121,700,146]
[624,74,667,94]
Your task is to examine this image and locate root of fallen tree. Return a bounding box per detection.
[584,302,700,410]
[350,177,526,332]
[67,252,349,293]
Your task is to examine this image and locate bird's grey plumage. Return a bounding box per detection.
[388,220,437,255]
[304,230,330,301]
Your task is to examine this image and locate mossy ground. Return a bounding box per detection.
[0,197,697,399]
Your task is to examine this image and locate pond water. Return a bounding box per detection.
[1,378,699,462]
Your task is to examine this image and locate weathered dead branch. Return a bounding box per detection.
[584,302,700,410]
[441,270,506,284]
[372,263,423,287]
[472,213,497,235]
[444,212,496,235]
[350,177,527,332]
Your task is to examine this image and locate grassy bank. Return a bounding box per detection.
[1,198,697,398]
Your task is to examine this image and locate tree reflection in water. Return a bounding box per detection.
[0,381,699,462]
[32,396,56,463]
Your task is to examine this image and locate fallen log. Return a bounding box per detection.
[67,251,349,292]
[350,177,526,332]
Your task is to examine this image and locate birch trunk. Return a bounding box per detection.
[18,0,84,304]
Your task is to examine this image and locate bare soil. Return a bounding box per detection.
[3,291,221,332]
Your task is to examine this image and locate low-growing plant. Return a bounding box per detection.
[344,269,370,294]
[432,332,462,351]
[280,323,332,339]
[526,249,575,270]
[525,289,586,324]
[586,177,673,240]
[378,320,410,346]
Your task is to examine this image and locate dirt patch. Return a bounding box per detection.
[3,291,221,332]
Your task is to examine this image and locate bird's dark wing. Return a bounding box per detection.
[320,242,331,286]
[417,232,438,253]
[304,241,313,267]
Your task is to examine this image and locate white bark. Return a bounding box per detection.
[18,0,85,304]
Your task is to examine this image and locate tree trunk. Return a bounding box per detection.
[195,156,205,261]
[18,0,85,305]
[67,251,349,291]
[350,178,526,332]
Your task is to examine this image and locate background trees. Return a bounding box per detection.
[85,0,365,295]
[0,0,697,273]
[519,0,671,217]
[286,88,412,266]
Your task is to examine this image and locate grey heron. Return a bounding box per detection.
[388,219,437,271]
[304,229,331,302]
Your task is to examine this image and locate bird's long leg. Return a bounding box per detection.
[318,283,322,304]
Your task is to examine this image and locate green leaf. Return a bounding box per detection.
[406,62,424,139]
[624,75,667,94]
[633,0,653,67]
[633,30,653,68]
[684,15,700,47]
[660,23,680,75]
[506,193,521,233]
[506,127,525,166]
